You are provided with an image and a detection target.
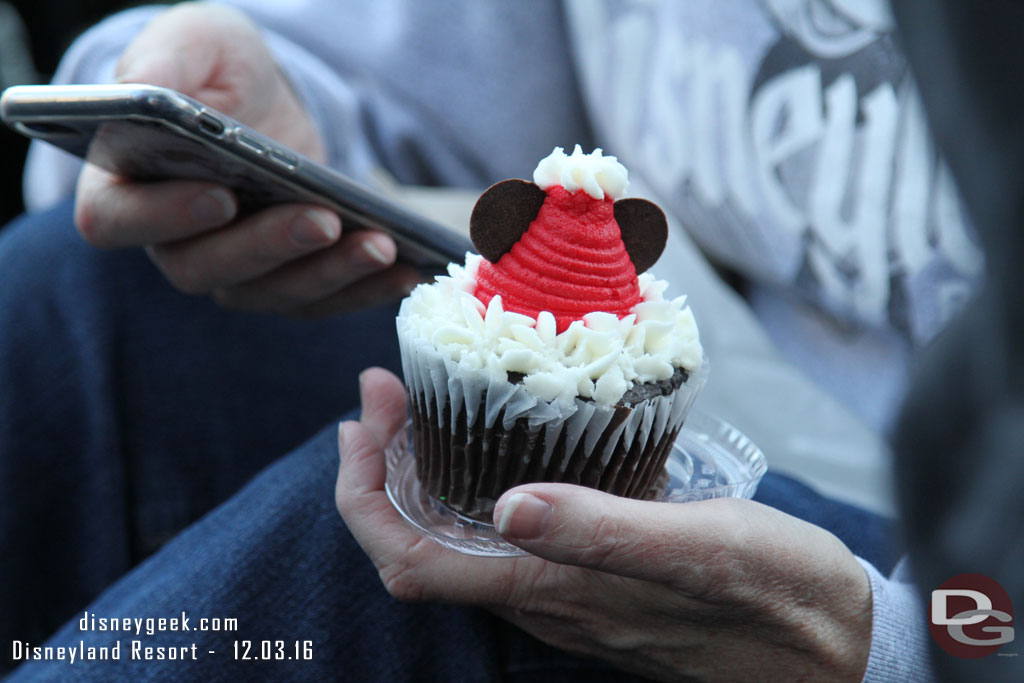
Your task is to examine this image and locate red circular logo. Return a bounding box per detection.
[929,573,1015,658]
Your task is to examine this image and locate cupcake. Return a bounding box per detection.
[396,146,705,521]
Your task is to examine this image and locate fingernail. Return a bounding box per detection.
[290,210,338,246]
[115,69,153,85]
[115,54,172,85]
[114,66,147,84]
[360,239,392,266]
[496,492,553,539]
[188,189,235,226]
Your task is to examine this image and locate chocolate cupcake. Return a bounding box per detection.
[396,146,706,521]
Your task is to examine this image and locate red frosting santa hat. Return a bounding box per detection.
[470,145,668,333]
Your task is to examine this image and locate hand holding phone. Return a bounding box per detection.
[8,3,444,315]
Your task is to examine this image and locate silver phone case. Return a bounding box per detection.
[1,83,472,266]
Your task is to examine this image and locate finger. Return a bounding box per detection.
[334,420,499,603]
[356,367,409,448]
[492,484,752,586]
[115,4,257,113]
[145,205,340,294]
[75,166,237,248]
[210,233,419,314]
[289,261,424,317]
[335,419,427,569]
[335,402,545,606]
[115,9,223,97]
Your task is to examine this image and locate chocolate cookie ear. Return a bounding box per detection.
[470,179,546,263]
[614,198,668,274]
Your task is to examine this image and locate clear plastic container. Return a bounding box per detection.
[385,410,767,557]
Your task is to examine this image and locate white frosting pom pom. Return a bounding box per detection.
[533,145,630,200]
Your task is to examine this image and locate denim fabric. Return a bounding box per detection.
[5,421,894,683]
[1,203,897,681]
[0,201,402,657]
[6,422,510,683]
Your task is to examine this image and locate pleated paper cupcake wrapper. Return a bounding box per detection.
[397,318,709,522]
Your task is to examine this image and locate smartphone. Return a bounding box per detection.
[0,83,473,267]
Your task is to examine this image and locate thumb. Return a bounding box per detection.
[114,7,213,91]
[357,367,409,448]
[113,4,260,107]
[492,483,744,583]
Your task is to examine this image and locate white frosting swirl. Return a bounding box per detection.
[398,254,703,406]
[532,145,629,200]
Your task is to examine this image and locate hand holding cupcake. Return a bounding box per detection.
[396,146,706,521]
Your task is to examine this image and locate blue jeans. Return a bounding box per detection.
[1,203,897,680]
[0,201,402,661]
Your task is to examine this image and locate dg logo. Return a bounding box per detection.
[930,573,1015,658]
